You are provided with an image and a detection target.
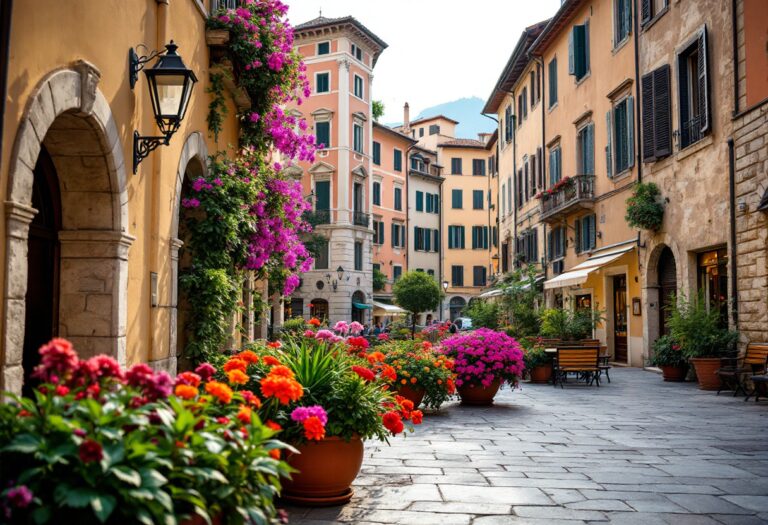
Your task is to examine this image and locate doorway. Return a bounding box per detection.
[449,296,466,320]
[310,299,329,321]
[658,247,677,336]
[351,290,366,324]
[23,147,61,394]
[613,275,628,362]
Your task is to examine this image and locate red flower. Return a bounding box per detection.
[308,317,321,327]
[55,385,70,396]
[175,371,202,388]
[32,338,78,382]
[195,362,216,381]
[411,410,423,425]
[382,411,404,435]
[303,416,326,440]
[347,336,369,350]
[78,439,103,463]
[263,355,281,366]
[352,365,375,382]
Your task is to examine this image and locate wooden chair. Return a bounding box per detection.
[746,375,768,402]
[717,342,768,397]
[554,347,601,388]
[581,340,611,383]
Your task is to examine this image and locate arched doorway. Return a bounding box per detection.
[657,247,677,336]
[449,296,466,321]
[351,290,366,324]
[22,146,61,394]
[310,299,329,321]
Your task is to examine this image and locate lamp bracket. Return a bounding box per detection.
[133,131,169,173]
[129,45,167,89]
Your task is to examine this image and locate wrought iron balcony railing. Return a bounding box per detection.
[539,174,595,222]
[353,211,370,227]
[304,209,331,226]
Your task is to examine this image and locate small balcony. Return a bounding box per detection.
[539,174,595,223]
[304,209,331,226]
[353,211,370,227]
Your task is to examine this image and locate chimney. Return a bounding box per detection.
[403,102,410,133]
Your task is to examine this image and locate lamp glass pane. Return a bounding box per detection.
[156,74,186,116]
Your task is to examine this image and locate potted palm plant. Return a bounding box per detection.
[667,293,739,390]
[649,335,688,381]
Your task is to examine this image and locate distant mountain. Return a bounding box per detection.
[387,97,496,139]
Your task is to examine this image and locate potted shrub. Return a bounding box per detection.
[232,328,421,507]
[649,335,688,381]
[625,182,665,232]
[0,339,291,525]
[539,308,604,342]
[521,339,553,383]
[440,328,525,405]
[379,339,457,409]
[667,293,739,390]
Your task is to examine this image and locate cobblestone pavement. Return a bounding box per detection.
[286,368,768,524]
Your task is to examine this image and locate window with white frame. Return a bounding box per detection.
[353,75,364,99]
[317,41,330,55]
[353,122,363,153]
[606,95,635,176]
[316,72,330,94]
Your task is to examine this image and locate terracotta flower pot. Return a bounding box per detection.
[690,357,722,390]
[458,378,502,406]
[397,384,426,407]
[529,365,552,384]
[180,515,221,525]
[282,436,364,506]
[660,364,688,382]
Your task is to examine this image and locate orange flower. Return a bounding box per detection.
[399,398,414,412]
[223,358,248,373]
[260,375,303,404]
[262,355,281,366]
[268,365,295,379]
[308,317,321,327]
[400,379,407,385]
[269,449,281,460]
[411,410,424,425]
[266,420,282,432]
[379,364,397,382]
[236,350,259,364]
[303,416,326,441]
[227,369,249,385]
[366,352,385,364]
[174,384,199,400]
[447,378,456,394]
[205,381,233,404]
[410,377,417,384]
[237,404,252,424]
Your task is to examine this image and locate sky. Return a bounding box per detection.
[286,0,563,124]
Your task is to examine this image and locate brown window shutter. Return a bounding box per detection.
[653,65,672,158]
[641,72,655,162]
[640,0,652,24]
[697,27,710,134]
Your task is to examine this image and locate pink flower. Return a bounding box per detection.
[195,362,216,381]
[315,329,334,341]
[290,405,328,425]
[349,321,364,335]
[32,338,78,383]
[333,321,349,335]
[6,486,33,508]
[303,329,315,338]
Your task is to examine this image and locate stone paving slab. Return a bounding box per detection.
[286,368,768,524]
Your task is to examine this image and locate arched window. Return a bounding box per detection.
[449,296,466,321]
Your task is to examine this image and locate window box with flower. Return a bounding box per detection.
[539,174,595,223]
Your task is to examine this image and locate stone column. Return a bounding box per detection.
[337,57,351,225]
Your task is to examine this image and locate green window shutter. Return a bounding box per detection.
[623,0,632,41]
[394,150,402,171]
[589,215,596,249]
[575,218,582,253]
[584,20,590,74]
[373,141,381,165]
[425,229,431,251]
[379,221,385,245]
[434,194,439,213]
[472,227,478,249]
[416,191,424,212]
[549,58,558,107]
[433,230,439,252]
[586,123,595,175]
[606,110,613,178]
[448,226,454,249]
[627,95,635,168]
[393,224,398,248]
[654,65,672,158]
[568,28,576,75]
[483,226,489,249]
[315,181,330,210]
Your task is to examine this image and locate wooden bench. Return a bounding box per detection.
[554,347,601,388]
[717,342,768,397]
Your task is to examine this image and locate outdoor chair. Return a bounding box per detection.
[554,346,601,388]
[716,342,768,397]
[580,339,611,383]
[745,375,768,402]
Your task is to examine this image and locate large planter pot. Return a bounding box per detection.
[660,364,688,382]
[180,516,221,525]
[397,384,426,408]
[690,358,722,390]
[528,365,552,384]
[282,436,363,506]
[458,378,501,406]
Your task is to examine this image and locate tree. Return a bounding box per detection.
[373,266,387,291]
[498,266,542,337]
[464,298,501,329]
[392,271,442,337]
[372,100,385,122]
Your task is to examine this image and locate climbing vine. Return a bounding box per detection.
[205,72,228,142]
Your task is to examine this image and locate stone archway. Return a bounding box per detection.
[643,239,684,361]
[169,132,208,370]
[2,62,133,394]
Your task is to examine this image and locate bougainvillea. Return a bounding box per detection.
[440,328,525,388]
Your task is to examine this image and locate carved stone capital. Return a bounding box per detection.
[72,60,101,116]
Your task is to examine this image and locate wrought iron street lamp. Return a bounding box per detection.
[130,41,197,173]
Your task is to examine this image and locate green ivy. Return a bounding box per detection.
[205,72,229,142]
[625,182,665,231]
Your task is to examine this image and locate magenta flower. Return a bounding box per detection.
[6,486,33,508]
[315,330,334,341]
[348,321,364,335]
[333,321,349,335]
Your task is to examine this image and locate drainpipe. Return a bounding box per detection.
[0,0,13,176]
[727,138,739,326]
[633,0,643,184]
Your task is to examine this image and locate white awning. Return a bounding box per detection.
[544,245,635,290]
[479,288,503,298]
[373,301,408,315]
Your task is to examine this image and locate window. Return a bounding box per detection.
[536,147,544,188]
[317,41,330,55]
[641,65,672,162]
[413,227,423,250]
[568,22,590,81]
[448,226,465,249]
[315,121,330,149]
[614,0,632,46]
[548,57,558,108]
[504,105,513,142]
[316,72,330,93]
[354,75,364,99]
[577,123,595,175]
[507,176,512,214]
[433,229,439,252]
[429,124,440,135]
[549,146,562,186]
[315,181,330,211]
[472,159,486,176]
[372,181,381,205]
[393,265,402,281]
[393,149,402,171]
[471,226,489,250]
[451,265,464,287]
[419,128,424,137]
[415,191,424,212]
[427,269,435,278]
[530,153,537,195]
[530,71,536,108]
[640,0,669,26]
[451,158,462,175]
[472,190,484,210]
[473,266,487,287]
[697,248,728,327]
[351,43,362,61]
[517,229,538,263]
[353,123,363,154]
[523,160,529,201]
[373,220,385,245]
[372,141,381,165]
[394,187,402,211]
[425,193,438,214]
[391,223,405,248]
[677,27,710,149]
[574,214,596,253]
[314,238,329,269]
[493,226,498,248]
[607,96,635,176]
[501,183,506,216]
[451,189,463,209]
[547,226,566,261]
